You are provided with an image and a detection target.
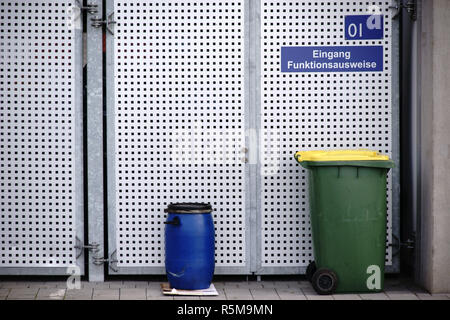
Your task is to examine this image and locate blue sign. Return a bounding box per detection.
[345,15,384,40]
[280,46,383,73]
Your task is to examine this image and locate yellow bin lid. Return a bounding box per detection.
[294,149,390,162]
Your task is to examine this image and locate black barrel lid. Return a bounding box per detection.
[165,202,213,213]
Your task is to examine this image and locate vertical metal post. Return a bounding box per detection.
[389,6,401,274]
[400,0,418,274]
[73,0,86,277]
[86,0,105,282]
[412,0,423,285]
[248,0,261,274]
[105,0,116,276]
[243,0,254,275]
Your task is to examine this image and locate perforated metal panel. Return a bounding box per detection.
[260,1,395,268]
[110,0,248,271]
[0,0,83,271]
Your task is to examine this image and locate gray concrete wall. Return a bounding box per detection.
[417,0,450,293]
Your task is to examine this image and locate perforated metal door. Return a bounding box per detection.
[258,1,399,273]
[106,0,250,274]
[106,0,399,275]
[0,0,84,275]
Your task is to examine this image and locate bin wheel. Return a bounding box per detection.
[306,261,317,282]
[311,268,338,295]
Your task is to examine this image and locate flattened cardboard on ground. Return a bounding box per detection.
[161,283,219,296]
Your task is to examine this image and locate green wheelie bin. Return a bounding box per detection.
[294,150,394,295]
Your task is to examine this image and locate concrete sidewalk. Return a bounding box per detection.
[0,278,448,300]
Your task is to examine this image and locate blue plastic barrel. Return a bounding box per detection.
[164,203,215,290]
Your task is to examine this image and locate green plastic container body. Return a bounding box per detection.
[300,160,394,293]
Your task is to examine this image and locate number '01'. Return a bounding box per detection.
[348,23,363,38]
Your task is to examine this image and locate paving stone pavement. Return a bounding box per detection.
[120,288,147,300]
[275,287,307,300]
[7,288,39,300]
[36,288,66,300]
[65,288,94,300]
[250,288,280,300]
[0,288,10,300]
[92,288,120,300]
[0,278,447,300]
[222,288,253,300]
[358,292,391,300]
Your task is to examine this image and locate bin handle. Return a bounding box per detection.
[164,216,180,226]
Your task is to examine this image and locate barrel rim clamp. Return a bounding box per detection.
[91,12,116,35]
